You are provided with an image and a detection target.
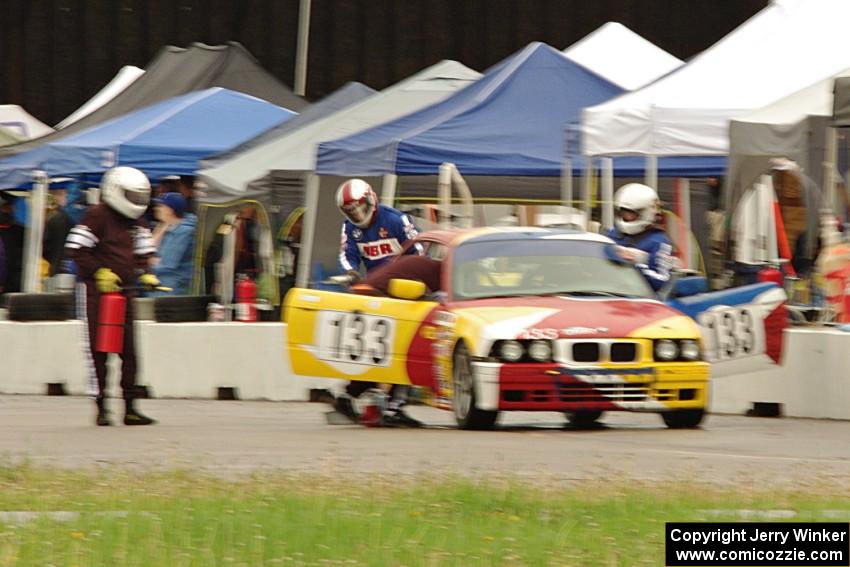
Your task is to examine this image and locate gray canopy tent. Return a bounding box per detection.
[0,42,306,160]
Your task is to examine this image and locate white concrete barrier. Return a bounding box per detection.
[711,328,850,419]
[3,320,850,419]
[0,320,338,400]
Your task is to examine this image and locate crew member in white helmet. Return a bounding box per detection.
[65,166,160,427]
[604,183,674,292]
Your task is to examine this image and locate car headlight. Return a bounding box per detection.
[527,340,552,362]
[499,340,524,362]
[679,339,701,361]
[654,339,678,361]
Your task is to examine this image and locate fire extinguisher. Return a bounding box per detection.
[235,274,257,322]
[95,292,126,353]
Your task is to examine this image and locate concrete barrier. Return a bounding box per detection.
[3,320,849,419]
[0,320,338,400]
[710,328,850,419]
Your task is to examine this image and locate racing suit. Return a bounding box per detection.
[605,227,674,292]
[338,204,419,274]
[65,204,156,402]
[338,205,421,420]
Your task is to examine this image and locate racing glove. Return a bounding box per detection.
[94,268,122,293]
[138,273,161,290]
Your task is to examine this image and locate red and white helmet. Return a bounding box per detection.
[336,179,377,228]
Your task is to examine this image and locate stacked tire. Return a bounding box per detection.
[3,293,76,321]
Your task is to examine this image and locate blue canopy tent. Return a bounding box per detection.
[0,87,295,187]
[316,42,724,193]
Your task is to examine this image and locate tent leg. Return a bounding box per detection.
[582,157,593,217]
[380,173,398,207]
[296,174,320,288]
[22,171,48,293]
[561,158,572,207]
[601,158,613,231]
[645,155,657,190]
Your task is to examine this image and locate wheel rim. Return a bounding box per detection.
[453,348,473,420]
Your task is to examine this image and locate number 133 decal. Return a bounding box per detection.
[697,306,764,362]
[317,311,396,366]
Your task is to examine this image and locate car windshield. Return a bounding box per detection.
[451,238,655,300]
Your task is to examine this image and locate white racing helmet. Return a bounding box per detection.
[614,183,660,235]
[100,166,151,219]
[336,178,377,228]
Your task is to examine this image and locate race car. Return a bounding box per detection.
[284,228,787,429]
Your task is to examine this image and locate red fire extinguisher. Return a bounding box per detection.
[95,292,126,353]
[235,274,257,322]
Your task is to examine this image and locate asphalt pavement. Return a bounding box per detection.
[2,395,849,487]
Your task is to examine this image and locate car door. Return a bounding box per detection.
[284,288,439,385]
[666,282,787,378]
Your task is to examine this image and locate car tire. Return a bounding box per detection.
[153,295,215,323]
[565,410,603,429]
[661,409,706,429]
[4,293,76,321]
[452,342,498,430]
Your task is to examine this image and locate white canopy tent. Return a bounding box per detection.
[0,105,53,140]
[55,65,145,129]
[562,22,682,91]
[728,69,850,217]
[198,60,480,197]
[582,0,850,159]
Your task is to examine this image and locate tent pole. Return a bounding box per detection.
[449,166,474,228]
[601,158,613,231]
[561,158,572,208]
[22,171,48,293]
[293,0,312,96]
[380,173,398,207]
[821,126,840,246]
[296,173,320,288]
[438,163,452,229]
[679,178,691,270]
[645,155,658,190]
[582,157,592,217]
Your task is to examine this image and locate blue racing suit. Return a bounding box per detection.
[605,227,674,291]
[338,205,419,274]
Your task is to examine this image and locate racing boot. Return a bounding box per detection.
[381,408,423,428]
[123,398,156,426]
[95,397,113,427]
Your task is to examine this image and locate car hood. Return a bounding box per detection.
[449,295,699,350]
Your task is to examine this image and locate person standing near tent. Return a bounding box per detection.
[149,192,197,296]
[605,183,674,292]
[332,178,423,428]
[65,166,159,427]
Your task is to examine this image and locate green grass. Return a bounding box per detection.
[0,465,848,566]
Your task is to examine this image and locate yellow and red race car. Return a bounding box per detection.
[285,228,786,429]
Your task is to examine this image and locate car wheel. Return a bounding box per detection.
[565,410,603,429]
[661,409,706,429]
[452,342,498,430]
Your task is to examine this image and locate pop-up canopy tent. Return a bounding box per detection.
[0,42,305,161]
[0,105,53,140]
[582,0,850,170]
[316,42,723,196]
[562,22,683,91]
[198,60,480,280]
[200,82,375,176]
[55,66,145,129]
[0,88,295,186]
[727,69,850,255]
[0,126,24,147]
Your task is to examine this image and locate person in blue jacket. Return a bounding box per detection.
[337,178,419,279]
[333,178,422,428]
[604,183,674,292]
[149,192,197,296]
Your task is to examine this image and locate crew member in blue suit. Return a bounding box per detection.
[333,178,422,428]
[337,178,419,278]
[605,183,674,292]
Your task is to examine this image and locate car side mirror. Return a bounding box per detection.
[670,276,708,298]
[388,278,426,300]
